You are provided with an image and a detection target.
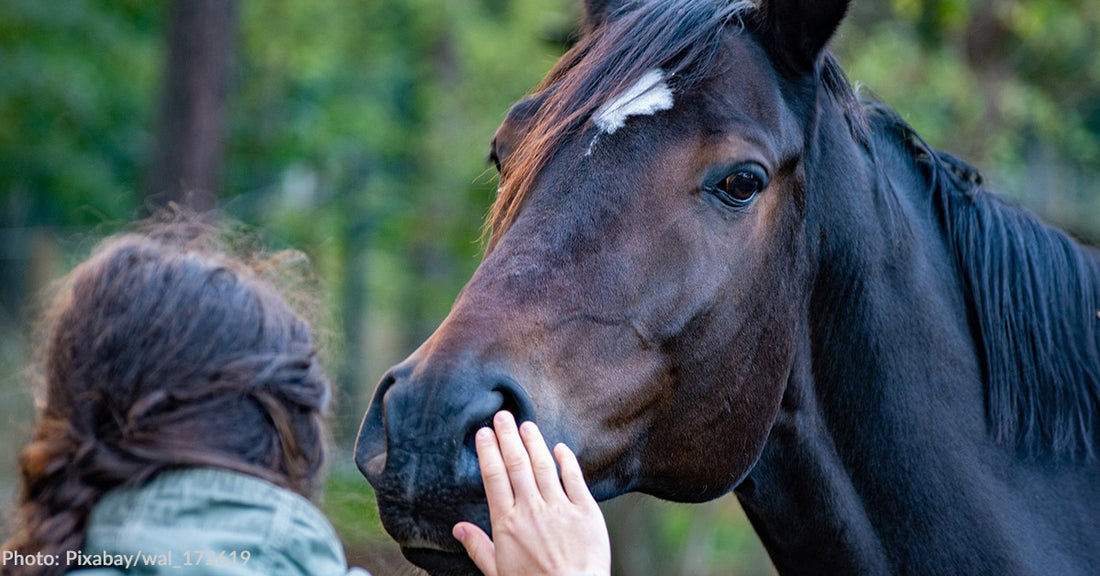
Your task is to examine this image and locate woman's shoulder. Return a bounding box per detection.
[76,467,369,576]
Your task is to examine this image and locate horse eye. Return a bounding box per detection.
[718,171,763,201]
[488,148,502,173]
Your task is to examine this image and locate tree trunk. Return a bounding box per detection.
[145,0,238,212]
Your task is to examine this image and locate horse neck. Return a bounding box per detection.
[736,117,1017,575]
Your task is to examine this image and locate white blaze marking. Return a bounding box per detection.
[592,68,674,135]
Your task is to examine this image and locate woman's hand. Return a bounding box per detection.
[452,411,611,576]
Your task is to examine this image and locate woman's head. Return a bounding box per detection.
[4,224,329,572]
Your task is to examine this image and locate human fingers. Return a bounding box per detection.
[453,522,498,576]
[475,426,514,516]
[519,420,566,501]
[493,411,540,502]
[554,442,597,506]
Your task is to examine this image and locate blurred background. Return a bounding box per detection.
[1,0,1097,574]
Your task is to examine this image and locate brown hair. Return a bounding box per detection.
[1,223,330,575]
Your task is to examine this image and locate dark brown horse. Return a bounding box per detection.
[355,0,1100,574]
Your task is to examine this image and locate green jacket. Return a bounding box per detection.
[69,468,371,575]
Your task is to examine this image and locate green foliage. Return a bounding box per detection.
[602,495,777,576]
[321,468,386,549]
[0,0,160,226]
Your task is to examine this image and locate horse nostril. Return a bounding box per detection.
[463,378,536,454]
[359,361,538,492]
[495,387,524,423]
[354,371,398,481]
[495,377,536,423]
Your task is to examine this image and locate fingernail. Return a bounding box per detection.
[453,525,466,540]
[476,427,493,442]
[494,411,513,425]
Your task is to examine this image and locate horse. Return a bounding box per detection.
[354,0,1100,574]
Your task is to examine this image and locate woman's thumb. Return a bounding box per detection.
[453,522,498,576]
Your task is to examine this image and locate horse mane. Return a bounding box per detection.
[486,0,756,251]
[865,104,1100,461]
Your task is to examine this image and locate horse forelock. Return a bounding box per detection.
[485,0,756,251]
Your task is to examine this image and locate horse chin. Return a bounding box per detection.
[400,547,480,576]
[383,528,479,575]
[372,494,488,575]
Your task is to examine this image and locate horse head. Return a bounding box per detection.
[356,0,856,573]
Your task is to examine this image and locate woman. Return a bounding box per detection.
[1,226,357,575]
[1,224,609,576]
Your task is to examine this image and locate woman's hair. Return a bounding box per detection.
[1,222,330,575]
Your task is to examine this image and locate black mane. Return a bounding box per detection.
[866,105,1100,460]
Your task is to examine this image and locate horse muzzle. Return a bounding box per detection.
[354,356,537,575]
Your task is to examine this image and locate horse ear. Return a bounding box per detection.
[583,0,630,31]
[755,0,851,75]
